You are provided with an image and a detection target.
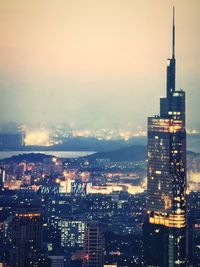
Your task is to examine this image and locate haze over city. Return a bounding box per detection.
[0,0,200,129]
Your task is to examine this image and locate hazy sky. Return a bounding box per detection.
[0,0,199,129]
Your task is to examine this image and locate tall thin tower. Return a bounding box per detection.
[144,8,187,267]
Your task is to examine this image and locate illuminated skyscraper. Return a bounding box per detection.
[144,8,187,267]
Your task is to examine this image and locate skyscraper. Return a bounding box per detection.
[144,8,187,267]
[0,167,5,191]
[82,221,104,267]
[9,208,43,267]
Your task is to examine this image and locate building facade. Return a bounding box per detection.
[59,219,85,249]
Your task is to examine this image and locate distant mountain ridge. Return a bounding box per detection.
[0,145,147,163]
[0,153,53,163]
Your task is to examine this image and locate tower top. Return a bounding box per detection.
[172,6,175,58]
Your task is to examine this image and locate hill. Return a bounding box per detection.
[0,153,53,163]
[86,145,146,162]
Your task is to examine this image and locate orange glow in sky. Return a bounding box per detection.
[0,0,199,128]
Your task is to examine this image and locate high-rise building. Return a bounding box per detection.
[188,192,200,265]
[82,221,104,267]
[9,208,43,267]
[0,167,5,191]
[144,8,187,267]
[58,218,85,249]
[188,218,200,266]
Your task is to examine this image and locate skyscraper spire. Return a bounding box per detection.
[166,6,176,97]
[172,6,175,58]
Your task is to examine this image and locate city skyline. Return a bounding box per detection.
[0,0,200,129]
[0,3,200,266]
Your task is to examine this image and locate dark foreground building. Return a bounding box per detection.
[9,208,43,267]
[144,8,187,267]
[82,221,104,267]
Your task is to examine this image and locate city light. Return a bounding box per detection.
[24,128,52,146]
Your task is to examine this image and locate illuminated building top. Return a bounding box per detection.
[147,7,186,229]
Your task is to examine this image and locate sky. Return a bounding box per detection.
[0,0,199,130]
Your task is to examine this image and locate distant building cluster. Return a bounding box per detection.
[0,153,147,266]
[0,148,199,266]
[0,133,24,149]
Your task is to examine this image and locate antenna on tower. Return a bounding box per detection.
[172,6,175,58]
